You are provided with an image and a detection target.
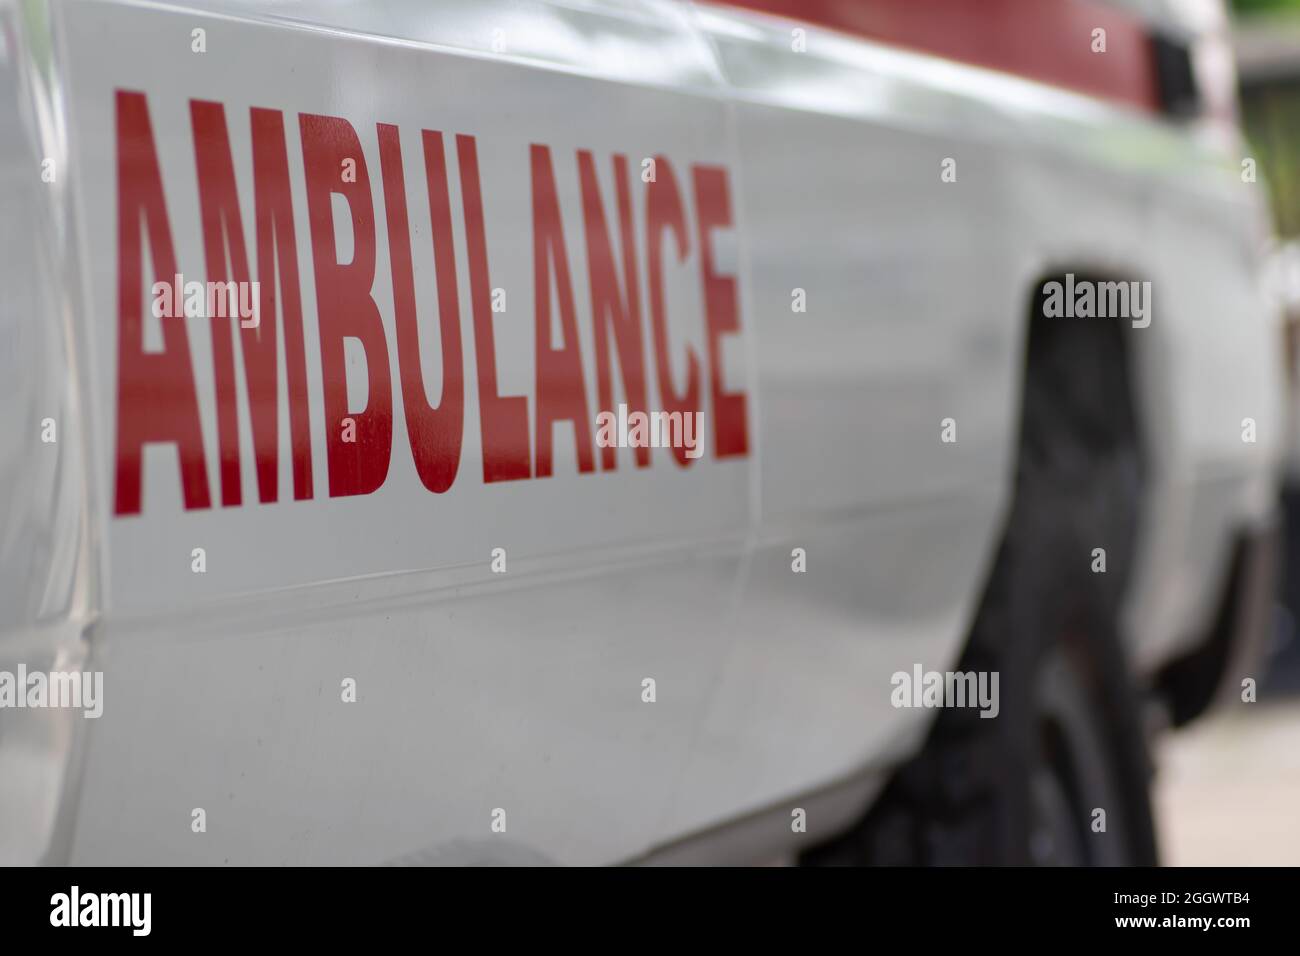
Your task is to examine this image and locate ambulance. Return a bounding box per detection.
[0,0,1282,865]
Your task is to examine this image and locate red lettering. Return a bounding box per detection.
[458,134,530,482]
[378,125,465,494]
[579,152,648,470]
[113,90,210,515]
[645,156,700,468]
[692,165,749,459]
[299,113,393,497]
[190,101,314,505]
[531,145,594,478]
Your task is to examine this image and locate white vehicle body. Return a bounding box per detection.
[0,0,1281,865]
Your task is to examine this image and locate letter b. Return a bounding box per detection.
[300,114,394,498]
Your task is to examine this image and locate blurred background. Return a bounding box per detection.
[1159,0,1300,865]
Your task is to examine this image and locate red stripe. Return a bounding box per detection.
[704,0,1161,113]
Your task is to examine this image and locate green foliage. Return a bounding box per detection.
[1242,82,1300,236]
[1233,0,1300,15]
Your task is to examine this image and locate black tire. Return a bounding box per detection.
[801,294,1158,866]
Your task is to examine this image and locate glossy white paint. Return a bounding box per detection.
[0,0,1282,864]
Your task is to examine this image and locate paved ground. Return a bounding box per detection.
[1155,701,1300,866]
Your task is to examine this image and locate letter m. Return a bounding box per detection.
[945,671,977,709]
[1098,281,1129,319]
[190,101,313,505]
[101,894,129,927]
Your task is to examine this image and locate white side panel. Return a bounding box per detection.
[56,0,753,865]
[664,6,1020,836]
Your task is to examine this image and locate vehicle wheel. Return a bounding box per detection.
[801,303,1158,866]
